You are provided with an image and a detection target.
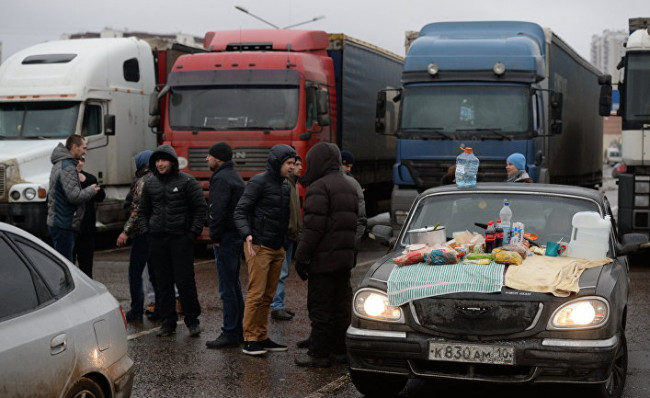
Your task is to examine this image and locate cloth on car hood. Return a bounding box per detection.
[505,255,612,297]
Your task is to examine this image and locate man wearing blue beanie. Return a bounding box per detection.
[505,153,532,183]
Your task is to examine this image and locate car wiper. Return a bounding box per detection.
[456,128,512,141]
[400,128,452,140]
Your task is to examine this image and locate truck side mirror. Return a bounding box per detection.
[375,90,388,133]
[104,114,115,136]
[149,92,159,116]
[376,88,401,135]
[317,90,329,115]
[148,115,161,132]
[550,92,563,135]
[598,74,613,117]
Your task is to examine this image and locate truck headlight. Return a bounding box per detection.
[548,297,609,330]
[353,289,404,323]
[24,187,37,200]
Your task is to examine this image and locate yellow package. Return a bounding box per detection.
[493,250,523,265]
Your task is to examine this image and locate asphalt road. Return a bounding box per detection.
[90,168,649,398]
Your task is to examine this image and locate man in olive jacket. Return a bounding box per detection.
[137,144,207,337]
[294,142,358,368]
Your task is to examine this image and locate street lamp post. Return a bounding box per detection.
[234,6,325,29]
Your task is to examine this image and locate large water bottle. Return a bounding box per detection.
[455,147,479,188]
[499,201,513,244]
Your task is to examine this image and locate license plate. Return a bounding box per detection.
[428,342,515,365]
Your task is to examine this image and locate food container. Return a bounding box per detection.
[566,212,611,260]
[406,226,446,246]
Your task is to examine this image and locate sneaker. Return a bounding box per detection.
[242,341,268,356]
[125,310,143,322]
[156,327,176,337]
[145,302,156,315]
[271,309,294,321]
[294,353,331,368]
[285,309,295,316]
[187,324,201,337]
[206,334,239,349]
[296,338,310,349]
[259,338,288,352]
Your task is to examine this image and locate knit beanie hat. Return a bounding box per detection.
[209,142,232,161]
[340,150,355,165]
[134,150,153,170]
[506,153,526,171]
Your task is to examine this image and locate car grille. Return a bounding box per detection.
[402,159,506,190]
[0,164,5,199]
[411,298,542,336]
[188,146,270,172]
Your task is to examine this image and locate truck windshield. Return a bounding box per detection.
[400,85,530,138]
[169,86,299,131]
[622,53,650,124]
[0,102,79,139]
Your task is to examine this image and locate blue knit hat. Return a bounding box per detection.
[134,150,153,170]
[506,153,526,171]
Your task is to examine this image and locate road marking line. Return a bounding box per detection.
[305,374,350,398]
[127,320,185,340]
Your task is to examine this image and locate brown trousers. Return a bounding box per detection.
[242,243,285,341]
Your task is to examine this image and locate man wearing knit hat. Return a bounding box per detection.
[505,152,533,183]
[205,142,246,349]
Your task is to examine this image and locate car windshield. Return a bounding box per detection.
[402,191,603,247]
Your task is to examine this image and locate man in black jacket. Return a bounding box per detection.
[137,145,207,337]
[294,142,358,368]
[234,144,296,356]
[205,142,246,349]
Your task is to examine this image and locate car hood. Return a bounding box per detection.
[366,251,603,298]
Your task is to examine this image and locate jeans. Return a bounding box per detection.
[213,232,244,340]
[49,226,77,262]
[128,236,150,316]
[271,240,294,311]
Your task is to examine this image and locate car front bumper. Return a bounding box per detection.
[346,325,620,384]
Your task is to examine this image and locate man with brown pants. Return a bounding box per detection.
[233,144,296,355]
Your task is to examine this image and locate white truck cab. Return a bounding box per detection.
[0,38,157,237]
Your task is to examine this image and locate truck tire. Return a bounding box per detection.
[349,369,407,397]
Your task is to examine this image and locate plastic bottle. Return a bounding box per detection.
[495,220,503,247]
[455,147,479,188]
[485,220,496,253]
[499,201,512,244]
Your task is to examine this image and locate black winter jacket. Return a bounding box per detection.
[137,145,207,237]
[295,142,358,274]
[208,160,245,243]
[234,144,296,250]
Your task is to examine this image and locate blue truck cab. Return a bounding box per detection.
[376,21,610,228]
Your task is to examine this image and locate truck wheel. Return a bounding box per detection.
[349,368,407,397]
[65,377,105,398]
[592,333,627,398]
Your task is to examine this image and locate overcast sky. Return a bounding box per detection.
[1,0,647,63]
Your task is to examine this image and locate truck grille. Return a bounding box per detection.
[0,165,5,199]
[188,146,270,172]
[411,298,542,336]
[403,159,506,191]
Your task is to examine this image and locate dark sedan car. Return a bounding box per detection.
[347,183,648,398]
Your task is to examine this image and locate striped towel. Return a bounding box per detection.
[387,262,505,306]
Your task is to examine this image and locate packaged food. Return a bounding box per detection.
[424,248,459,265]
[493,250,523,265]
[494,244,528,259]
[392,250,425,265]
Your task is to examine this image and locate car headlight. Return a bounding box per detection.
[353,289,404,323]
[548,297,609,330]
[24,187,37,200]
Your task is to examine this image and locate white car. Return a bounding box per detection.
[0,222,134,398]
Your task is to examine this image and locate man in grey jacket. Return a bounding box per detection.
[47,135,99,261]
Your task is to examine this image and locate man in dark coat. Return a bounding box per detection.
[137,144,207,337]
[73,156,105,278]
[234,144,296,356]
[205,142,246,349]
[294,142,358,368]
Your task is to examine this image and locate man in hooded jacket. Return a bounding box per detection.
[293,142,358,368]
[137,144,206,337]
[234,144,296,356]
